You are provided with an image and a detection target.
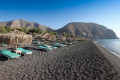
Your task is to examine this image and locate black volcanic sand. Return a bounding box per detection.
[0,41,119,80]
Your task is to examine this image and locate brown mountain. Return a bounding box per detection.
[55,22,118,39]
[0,19,53,31]
[0,20,118,39]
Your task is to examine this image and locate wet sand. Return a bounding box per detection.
[0,41,119,80]
[95,43,120,78]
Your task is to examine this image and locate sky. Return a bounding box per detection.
[0,0,120,37]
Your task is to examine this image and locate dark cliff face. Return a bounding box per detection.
[0,19,53,31]
[55,22,118,39]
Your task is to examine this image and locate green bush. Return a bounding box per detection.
[28,28,42,34]
[46,30,58,35]
[20,27,29,33]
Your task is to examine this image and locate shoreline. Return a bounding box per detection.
[94,41,120,58]
[94,42,120,77]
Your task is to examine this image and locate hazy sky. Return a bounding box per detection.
[0,0,120,37]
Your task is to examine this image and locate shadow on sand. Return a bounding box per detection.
[0,55,8,61]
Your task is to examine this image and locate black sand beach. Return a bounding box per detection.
[95,43,120,78]
[0,41,120,80]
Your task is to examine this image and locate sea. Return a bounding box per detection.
[94,39,120,58]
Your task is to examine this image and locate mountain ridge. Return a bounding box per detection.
[0,19,53,31]
[0,19,118,39]
[55,22,118,39]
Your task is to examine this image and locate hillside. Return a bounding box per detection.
[0,20,118,39]
[0,19,53,31]
[55,22,118,39]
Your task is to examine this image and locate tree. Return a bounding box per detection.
[5,26,12,32]
[62,32,67,36]
[46,30,58,35]
[70,34,75,37]
[28,28,42,34]
[53,32,58,35]
[0,26,7,33]
[36,28,42,34]
[20,27,29,33]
